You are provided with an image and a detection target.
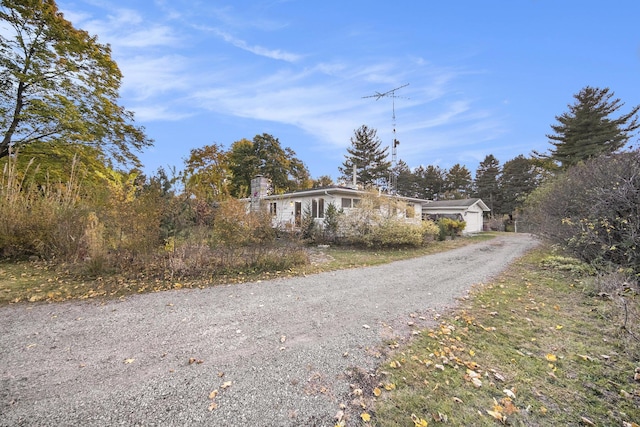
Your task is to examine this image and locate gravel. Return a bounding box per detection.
[0,233,538,426]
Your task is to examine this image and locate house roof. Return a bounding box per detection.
[422,198,490,212]
[255,186,429,204]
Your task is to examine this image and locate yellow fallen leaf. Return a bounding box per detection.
[373,387,382,397]
[411,413,429,426]
[361,412,371,422]
[545,353,557,362]
[486,410,505,422]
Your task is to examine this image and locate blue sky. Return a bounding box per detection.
[59,0,640,180]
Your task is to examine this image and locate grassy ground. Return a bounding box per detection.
[365,245,640,427]
[0,234,493,304]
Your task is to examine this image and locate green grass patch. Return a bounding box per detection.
[370,245,640,426]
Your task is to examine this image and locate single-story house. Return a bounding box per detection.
[248,176,426,230]
[422,198,490,234]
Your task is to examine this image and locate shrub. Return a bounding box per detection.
[437,218,466,240]
[0,154,89,259]
[420,220,440,242]
[322,202,342,242]
[524,150,640,276]
[367,219,424,248]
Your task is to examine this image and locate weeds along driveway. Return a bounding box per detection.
[0,233,538,426]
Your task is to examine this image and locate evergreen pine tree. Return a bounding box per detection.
[544,86,639,170]
[499,155,539,216]
[443,164,473,199]
[474,154,501,215]
[338,125,391,187]
[417,165,445,200]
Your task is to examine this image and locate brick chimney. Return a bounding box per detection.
[250,175,269,211]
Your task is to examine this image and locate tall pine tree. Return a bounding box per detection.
[543,86,640,170]
[499,155,539,217]
[416,165,445,200]
[474,154,501,215]
[339,125,391,187]
[443,163,473,200]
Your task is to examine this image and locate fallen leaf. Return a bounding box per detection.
[580,416,595,426]
[493,372,506,382]
[486,410,505,422]
[410,413,429,426]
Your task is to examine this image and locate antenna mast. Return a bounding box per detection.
[362,83,409,194]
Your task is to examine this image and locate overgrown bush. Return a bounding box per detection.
[525,150,640,276]
[328,190,437,248]
[0,152,310,283]
[0,155,89,259]
[437,218,466,240]
[421,220,440,242]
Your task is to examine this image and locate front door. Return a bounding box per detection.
[294,202,302,227]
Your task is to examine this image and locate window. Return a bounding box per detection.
[269,202,277,216]
[312,198,325,218]
[341,197,361,208]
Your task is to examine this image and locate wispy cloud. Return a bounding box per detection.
[203,27,302,62]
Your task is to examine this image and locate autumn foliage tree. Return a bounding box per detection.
[0,0,151,167]
[228,134,310,197]
[182,143,230,202]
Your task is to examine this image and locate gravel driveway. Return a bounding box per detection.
[0,233,538,426]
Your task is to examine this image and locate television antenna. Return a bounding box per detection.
[362,83,409,193]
